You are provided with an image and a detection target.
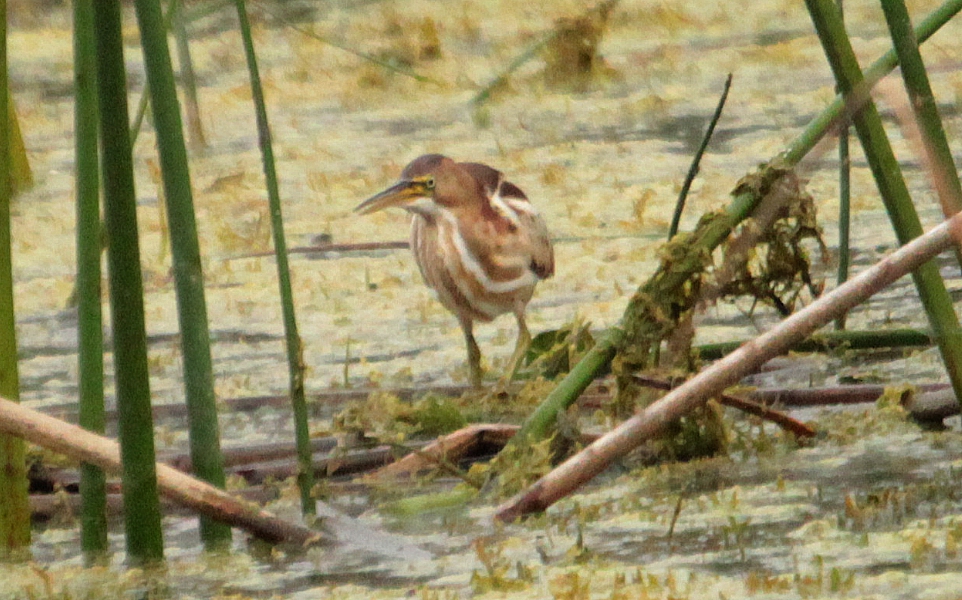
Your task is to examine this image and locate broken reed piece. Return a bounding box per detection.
[370,423,602,481]
[0,395,326,547]
[371,424,519,480]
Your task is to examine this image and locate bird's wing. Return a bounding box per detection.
[461,161,554,279]
[523,207,555,280]
[500,182,554,280]
[460,162,503,194]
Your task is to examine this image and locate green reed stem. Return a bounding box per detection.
[783,0,962,165]
[130,0,178,148]
[696,327,933,360]
[0,0,31,559]
[835,124,851,330]
[134,0,231,548]
[881,0,962,235]
[73,0,108,563]
[233,0,315,516]
[6,93,30,195]
[93,0,164,564]
[834,0,851,331]
[806,0,962,408]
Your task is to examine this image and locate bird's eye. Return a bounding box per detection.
[424,176,436,189]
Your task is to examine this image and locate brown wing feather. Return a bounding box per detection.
[459,161,554,280]
[520,207,554,279]
[500,180,527,200]
[498,179,554,280]
[459,162,503,194]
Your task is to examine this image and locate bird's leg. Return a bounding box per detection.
[459,316,483,387]
[498,311,531,390]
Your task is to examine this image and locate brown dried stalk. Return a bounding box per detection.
[632,374,815,439]
[0,395,325,546]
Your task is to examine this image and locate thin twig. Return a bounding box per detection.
[470,32,559,108]
[666,494,684,544]
[669,73,733,240]
[251,0,439,84]
[632,374,815,438]
[232,240,409,259]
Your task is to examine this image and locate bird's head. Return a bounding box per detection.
[355,154,477,218]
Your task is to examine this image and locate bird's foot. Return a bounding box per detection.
[468,364,484,389]
[497,351,526,394]
[491,377,513,399]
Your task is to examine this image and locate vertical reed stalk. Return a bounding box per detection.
[0,0,31,558]
[74,0,108,562]
[834,0,850,331]
[133,0,231,548]
[805,0,962,407]
[881,0,962,227]
[835,125,850,330]
[93,0,165,564]
[233,0,315,516]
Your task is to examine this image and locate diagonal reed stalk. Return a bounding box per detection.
[805,0,962,408]
[6,92,30,195]
[130,0,179,148]
[782,0,962,164]
[668,74,733,241]
[881,0,962,225]
[133,0,232,548]
[251,0,439,85]
[73,0,108,563]
[92,0,164,564]
[233,0,315,516]
[0,0,31,559]
[171,0,206,151]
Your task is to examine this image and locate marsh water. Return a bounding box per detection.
[6,0,962,597]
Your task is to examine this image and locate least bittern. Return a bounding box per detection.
[356,154,554,387]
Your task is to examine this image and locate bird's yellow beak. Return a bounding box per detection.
[354,178,433,215]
